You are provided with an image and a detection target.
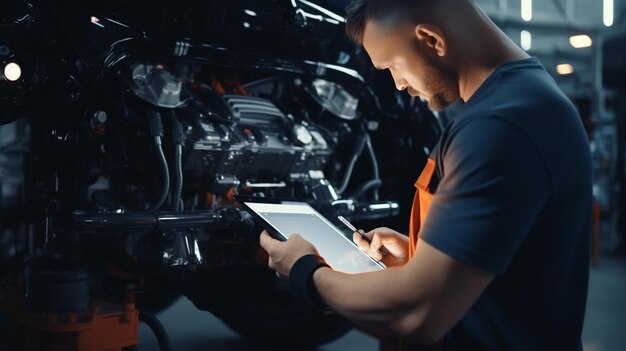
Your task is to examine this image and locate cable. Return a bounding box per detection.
[149,137,170,212]
[171,144,183,211]
[365,136,380,200]
[170,113,185,211]
[350,179,382,201]
[148,111,170,212]
[338,123,381,199]
[337,133,368,195]
[138,310,172,351]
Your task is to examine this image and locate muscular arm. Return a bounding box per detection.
[313,239,495,344]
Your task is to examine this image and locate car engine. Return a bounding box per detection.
[0,0,443,349]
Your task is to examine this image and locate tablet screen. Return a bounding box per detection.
[244,201,385,273]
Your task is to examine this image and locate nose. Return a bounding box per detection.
[395,81,407,91]
[390,71,408,91]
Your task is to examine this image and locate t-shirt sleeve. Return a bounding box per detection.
[419,117,551,274]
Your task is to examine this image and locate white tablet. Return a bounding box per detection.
[236,196,386,273]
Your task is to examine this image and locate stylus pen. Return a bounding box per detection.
[337,216,388,257]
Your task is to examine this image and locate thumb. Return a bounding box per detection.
[260,230,279,253]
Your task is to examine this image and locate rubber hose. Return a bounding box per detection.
[139,310,172,351]
[171,144,183,211]
[350,179,382,201]
[148,136,170,212]
[337,133,368,195]
[365,137,381,200]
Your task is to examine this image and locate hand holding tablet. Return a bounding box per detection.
[237,196,386,273]
[337,215,389,257]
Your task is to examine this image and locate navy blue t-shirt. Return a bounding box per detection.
[419,57,591,350]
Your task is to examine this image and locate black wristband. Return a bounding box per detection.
[289,254,330,309]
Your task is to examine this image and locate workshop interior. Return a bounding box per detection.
[0,0,625,350]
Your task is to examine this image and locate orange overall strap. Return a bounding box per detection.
[408,158,436,258]
[378,158,440,351]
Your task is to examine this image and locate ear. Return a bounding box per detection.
[414,24,447,57]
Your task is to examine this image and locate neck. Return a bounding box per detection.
[452,1,530,102]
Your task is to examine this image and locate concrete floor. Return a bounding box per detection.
[139,255,626,351]
[137,300,378,351]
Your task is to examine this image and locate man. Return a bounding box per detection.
[260,0,591,349]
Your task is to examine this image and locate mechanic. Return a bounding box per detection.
[260,0,592,349]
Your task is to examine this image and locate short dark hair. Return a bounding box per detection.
[345,0,370,44]
[345,0,435,44]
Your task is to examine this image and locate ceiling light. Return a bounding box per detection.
[556,64,574,75]
[569,35,592,48]
[3,62,21,82]
[520,30,531,51]
[521,0,532,22]
[604,0,614,27]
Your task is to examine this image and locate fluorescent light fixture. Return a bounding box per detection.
[604,0,614,27]
[3,62,21,82]
[569,35,593,48]
[520,30,532,51]
[521,0,532,21]
[556,64,574,75]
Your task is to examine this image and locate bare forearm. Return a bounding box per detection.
[311,240,495,344]
[312,266,431,340]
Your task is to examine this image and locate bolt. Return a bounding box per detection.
[93,111,108,124]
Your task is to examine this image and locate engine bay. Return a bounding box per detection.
[0,0,443,349]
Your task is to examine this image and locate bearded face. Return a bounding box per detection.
[362,21,460,112]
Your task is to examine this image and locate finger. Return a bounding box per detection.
[268,256,280,272]
[353,232,369,251]
[352,232,362,245]
[289,233,304,242]
[367,234,385,259]
[259,230,277,252]
[362,229,376,241]
[268,256,274,270]
[371,251,383,261]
